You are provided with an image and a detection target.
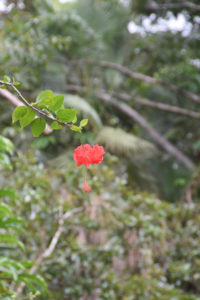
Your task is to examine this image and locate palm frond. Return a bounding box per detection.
[96,126,158,158]
[63,94,102,129]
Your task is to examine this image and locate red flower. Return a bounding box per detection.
[73,144,92,168]
[90,145,105,164]
[73,144,105,192]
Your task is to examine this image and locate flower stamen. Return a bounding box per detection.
[83,166,91,192]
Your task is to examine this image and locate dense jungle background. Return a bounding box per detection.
[1,0,200,299]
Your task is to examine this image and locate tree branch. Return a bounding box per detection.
[114,92,200,119]
[145,1,200,12]
[15,207,82,296]
[0,81,73,127]
[0,88,52,134]
[66,84,194,170]
[100,61,200,104]
[72,60,200,104]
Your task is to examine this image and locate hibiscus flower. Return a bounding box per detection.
[73,144,105,192]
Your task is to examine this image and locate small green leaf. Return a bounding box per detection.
[0,188,18,200]
[19,108,36,128]
[56,108,77,123]
[0,153,11,169]
[3,75,11,83]
[0,257,25,270]
[18,273,47,292]
[32,136,56,149]
[31,118,46,137]
[0,234,24,250]
[0,217,26,233]
[48,95,64,112]
[21,260,34,268]
[70,125,82,133]
[80,119,88,127]
[50,121,62,130]
[12,106,27,124]
[36,90,54,108]
[0,203,13,216]
[0,136,14,154]
[72,115,77,124]
[13,81,20,87]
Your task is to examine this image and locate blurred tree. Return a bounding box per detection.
[1,0,200,299]
[2,0,200,200]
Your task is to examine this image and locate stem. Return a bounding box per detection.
[0,80,72,127]
[84,166,87,185]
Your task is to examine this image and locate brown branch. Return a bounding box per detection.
[99,61,200,104]
[72,60,200,104]
[0,88,22,107]
[99,60,157,84]
[146,1,200,12]
[15,207,82,296]
[0,88,52,134]
[115,92,200,119]
[0,81,73,127]
[181,168,200,204]
[66,84,194,170]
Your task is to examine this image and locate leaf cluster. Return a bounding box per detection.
[0,136,47,298]
[9,86,89,137]
[2,149,200,299]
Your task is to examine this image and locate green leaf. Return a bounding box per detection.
[32,136,56,149]
[72,114,77,123]
[18,273,47,291]
[19,279,37,292]
[19,108,36,128]
[0,282,11,294]
[0,188,18,200]
[48,95,64,112]
[0,234,24,250]
[80,119,88,127]
[8,265,18,281]
[50,121,62,130]
[0,153,11,169]
[0,136,14,154]
[31,118,46,137]
[0,257,25,270]
[36,90,54,108]
[64,94,102,129]
[56,108,77,123]
[70,125,82,133]
[21,260,34,268]
[13,81,20,87]
[0,203,13,216]
[0,217,26,232]
[3,75,11,83]
[12,106,27,124]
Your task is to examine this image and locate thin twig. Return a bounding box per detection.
[42,208,82,258]
[145,1,200,12]
[0,88,52,134]
[15,207,82,296]
[114,92,200,119]
[0,81,72,127]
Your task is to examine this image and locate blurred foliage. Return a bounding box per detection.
[0,136,47,298]
[1,0,200,198]
[1,0,200,299]
[0,147,200,299]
